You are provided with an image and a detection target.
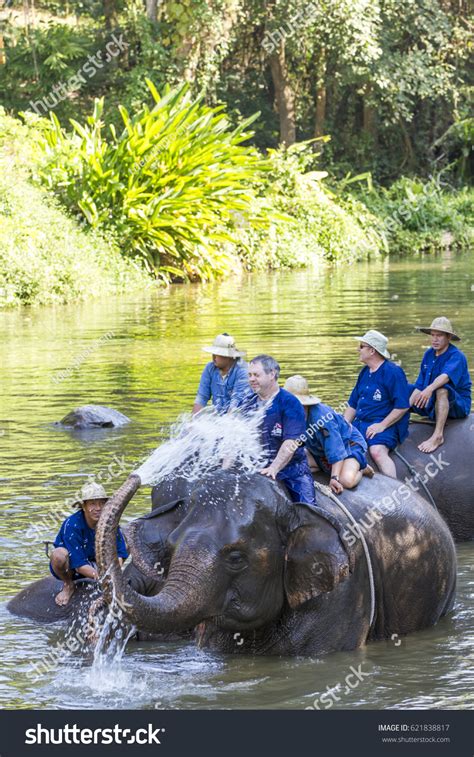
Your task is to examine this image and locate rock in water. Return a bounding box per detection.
[58,405,131,428]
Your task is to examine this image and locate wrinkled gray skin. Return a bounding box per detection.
[58,405,130,429]
[388,415,474,542]
[95,470,456,656]
[7,576,99,623]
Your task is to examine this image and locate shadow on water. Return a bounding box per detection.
[0,254,473,709]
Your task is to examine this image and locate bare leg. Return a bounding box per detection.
[370,444,397,478]
[339,458,363,489]
[418,388,449,453]
[50,547,76,606]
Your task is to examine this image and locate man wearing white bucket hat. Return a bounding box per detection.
[193,333,250,414]
[49,481,128,607]
[344,330,410,478]
[409,316,471,453]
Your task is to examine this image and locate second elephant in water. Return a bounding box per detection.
[96,469,456,656]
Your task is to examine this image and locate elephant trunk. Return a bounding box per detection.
[96,474,216,634]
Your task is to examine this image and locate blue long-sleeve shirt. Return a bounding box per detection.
[414,344,471,413]
[54,509,128,570]
[304,403,367,469]
[195,360,251,412]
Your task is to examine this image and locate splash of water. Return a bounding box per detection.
[134,406,268,487]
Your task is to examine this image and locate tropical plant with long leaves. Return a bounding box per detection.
[36,81,274,281]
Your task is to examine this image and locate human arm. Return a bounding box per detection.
[76,563,99,579]
[260,439,299,479]
[412,373,449,409]
[343,406,357,423]
[193,364,212,414]
[366,408,409,438]
[329,460,344,494]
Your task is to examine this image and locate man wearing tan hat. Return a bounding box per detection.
[344,330,410,478]
[284,375,373,495]
[49,481,128,607]
[193,333,250,414]
[409,316,471,453]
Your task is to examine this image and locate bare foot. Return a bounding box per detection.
[418,434,444,454]
[363,464,375,478]
[55,582,75,606]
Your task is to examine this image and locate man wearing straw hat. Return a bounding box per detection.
[193,333,250,414]
[49,482,128,607]
[344,330,410,478]
[409,316,471,453]
[284,375,373,495]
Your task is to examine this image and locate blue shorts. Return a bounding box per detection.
[353,419,406,451]
[49,560,96,582]
[277,461,316,505]
[347,443,368,471]
[408,383,470,421]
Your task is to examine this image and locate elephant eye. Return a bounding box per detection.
[226,550,247,571]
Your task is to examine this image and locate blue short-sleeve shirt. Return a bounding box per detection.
[414,344,471,414]
[304,403,367,468]
[348,360,411,423]
[195,360,251,412]
[244,388,307,467]
[54,509,128,570]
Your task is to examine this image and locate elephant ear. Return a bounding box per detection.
[125,498,186,581]
[284,504,353,610]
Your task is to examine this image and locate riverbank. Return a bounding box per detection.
[0,108,472,308]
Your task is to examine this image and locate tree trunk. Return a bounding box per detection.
[103,0,117,30]
[313,49,326,139]
[146,0,158,23]
[269,43,296,147]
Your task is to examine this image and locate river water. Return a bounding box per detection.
[0,252,473,710]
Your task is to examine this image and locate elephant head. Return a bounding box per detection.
[95,471,353,636]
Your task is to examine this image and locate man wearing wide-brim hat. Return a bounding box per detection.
[193,333,251,414]
[409,317,472,453]
[343,330,411,478]
[49,481,128,607]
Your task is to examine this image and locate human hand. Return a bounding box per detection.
[259,466,278,480]
[330,478,344,495]
[366,422,386,439]
[413,387,433,408]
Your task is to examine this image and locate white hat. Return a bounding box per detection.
[74,481,108,507]
[202,333,246,359]
[416,316,460,341]
[284,375,321,406]
[353,330,390,359]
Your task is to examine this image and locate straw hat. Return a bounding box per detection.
[74,481,108,507]
[284,375,321,406]
[416,316,460,341]
[202,333,246,359]
[353,330,390,359]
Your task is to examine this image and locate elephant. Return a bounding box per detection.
[57,405,130,429]
[94,469,457,657]
[388,414,474,542]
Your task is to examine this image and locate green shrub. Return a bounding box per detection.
[34,81,273,282]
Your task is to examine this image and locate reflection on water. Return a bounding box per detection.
[0,253,473,709]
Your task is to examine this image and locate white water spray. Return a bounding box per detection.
[134,406,268,486]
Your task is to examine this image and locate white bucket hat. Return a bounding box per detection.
[284,375,321,406]
[74,481,108,507]
[202,333,246,359]
[416,316,460,341]
[353,330,390,359]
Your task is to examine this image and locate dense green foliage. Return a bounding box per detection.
[0,111,152,306]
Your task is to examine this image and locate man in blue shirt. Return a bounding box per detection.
[193,333,250,414]
[409,316,472,453]
[284,375,373,495]
[50,482,128,606]
[244,355,316,505]
[344,330,410,478]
